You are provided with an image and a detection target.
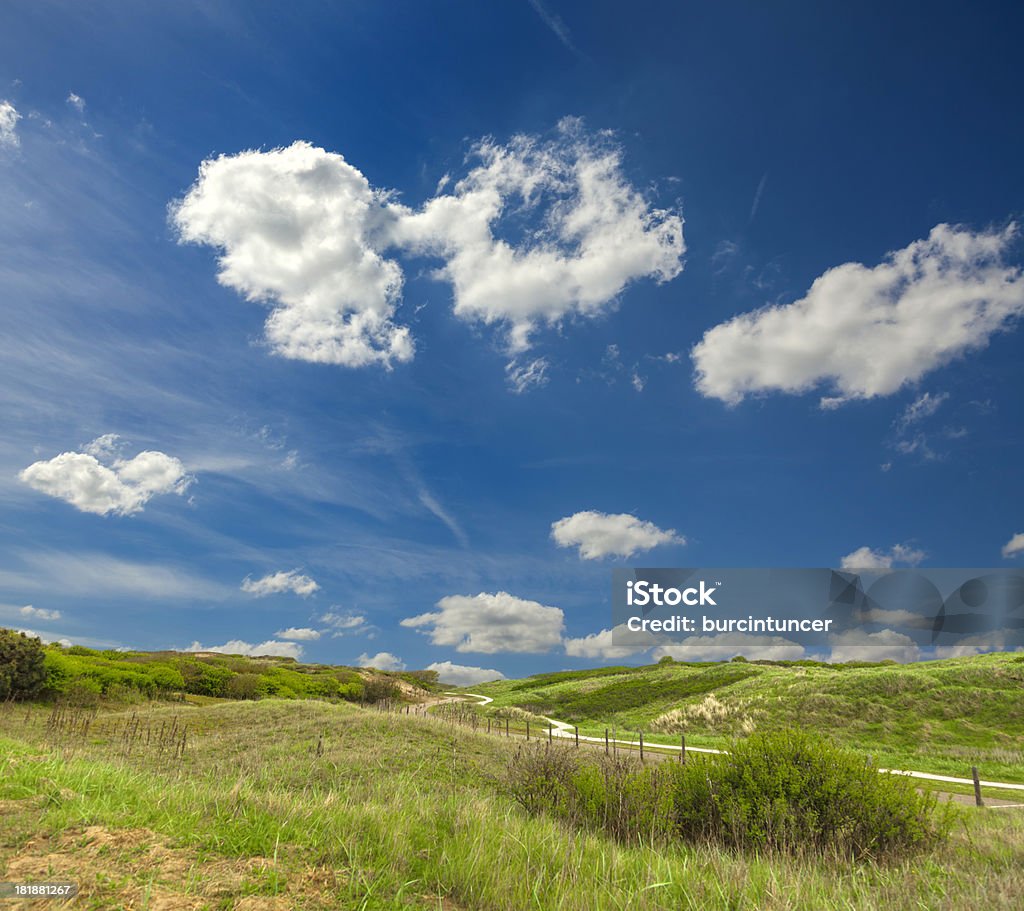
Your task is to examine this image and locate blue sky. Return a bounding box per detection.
[1,1,1022,682]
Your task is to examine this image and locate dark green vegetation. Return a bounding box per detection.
[0,629,46,700]
[471,652,1024,782]
[2,699,1022,910]
[507,730,950,859]
[0,626,439,705]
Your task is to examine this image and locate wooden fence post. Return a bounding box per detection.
[639,731,644,763]
[506,718,509,738]
[575,725,579,748]
[604,728,609,755]
[526,720,530,741]
[972,766,984,807]
[680,734,685,764]
[548,724,552,744]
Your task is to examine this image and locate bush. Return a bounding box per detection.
[361,677,401,703]
[506,729,950,859]
[224,673,263,700]
[64,679,103,708]
[0,628,47,700]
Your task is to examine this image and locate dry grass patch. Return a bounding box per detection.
[3,824,345,910]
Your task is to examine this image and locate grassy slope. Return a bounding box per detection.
[2,699,1023,911]
[468,653,1024,782]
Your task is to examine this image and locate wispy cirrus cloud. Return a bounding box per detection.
[526,0,582,57]
[0,551,231,601]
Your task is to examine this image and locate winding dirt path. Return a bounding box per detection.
[447,692,1024,808]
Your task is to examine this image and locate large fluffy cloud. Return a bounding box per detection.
[401,591,565,654]
[693,224,1024,406]
[357,651,405,671]
[172,142,413,369]
[426,660,505,686]
[241,570,319,598]
[392,117,684,352]
[186,639,303,659]
[19,435,192,516]
[551,510,684,559]
[173,121,683,370]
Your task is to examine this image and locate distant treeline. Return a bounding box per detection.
[0,627,437,703]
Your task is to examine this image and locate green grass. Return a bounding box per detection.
[1,625,441,705]
[467,653,1024,783]
[1,698,1023,910]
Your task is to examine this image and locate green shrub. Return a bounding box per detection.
[506,729,950,859]
[64,678,103,708]
[0,628,47,700]
[178,659,233,697]
[225,673,263,700]
[361,677,401,703]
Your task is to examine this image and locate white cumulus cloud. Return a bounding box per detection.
[651,633,806,662]
[172,142,414,369]
[839,544,925,571]
[563,625,654,659]
[19,605,62,621]
[274,627,321,641]
[66,92,85,112]
[827,628,920,663]
[15,628,72,647]
[318,610,369,635]
[425,660,505,686]
[19,435,192,516]
[186,639,303,659]
[1002,532,1024,559]
[551,510,684,559]
[357,651,405,671]
[0,100,20,148]
[241,570,319,598]
[401,591,565,654]
[692,224,1024,406]
[174,121,683,373]
[392,117,684,353]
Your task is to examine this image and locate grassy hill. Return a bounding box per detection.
[467,653,1024,782]
[0,629,439,704]
[3,697,1023,910]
